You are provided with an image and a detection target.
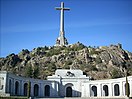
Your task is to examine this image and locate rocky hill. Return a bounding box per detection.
[0,42,132,80]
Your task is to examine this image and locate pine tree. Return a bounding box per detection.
[27,81,31,98]
[125,70,130,97]
[25,66,33,78]
[32,66,39,78]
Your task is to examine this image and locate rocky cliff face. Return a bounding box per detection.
[0,42,132,80]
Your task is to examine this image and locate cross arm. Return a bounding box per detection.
[55,7,70,10]
[64,8,70,10]
[55,7,62,10]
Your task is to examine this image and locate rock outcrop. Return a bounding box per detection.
[0,43,132,80]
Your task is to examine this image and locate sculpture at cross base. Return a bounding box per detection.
[55,2,70,46]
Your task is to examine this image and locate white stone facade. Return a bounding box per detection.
[0,69,132,98]
[0,71,59,97]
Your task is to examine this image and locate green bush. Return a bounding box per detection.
[64,43,85,52]
[32,66,39,78]
[25,65,33,78]
[46,48,61,56]
[47,62,56,72]
[95,57,102,63]
[24,65,39,79]
[89,48,100,55]
[65,60,73,65]
[64,65,70,69]
[111,68,121,79]
[86,64,98,71]
[0,96,28,99]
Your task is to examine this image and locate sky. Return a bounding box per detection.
[0,0,132,57]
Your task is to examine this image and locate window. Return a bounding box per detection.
[9,79,12,93]
[34,84,39,97]
[24,83,28,96]
[114,84,120,96]
[15,81,19,95]
[45,85,50,97]
[91,86,97,96]
[103,85,109,96]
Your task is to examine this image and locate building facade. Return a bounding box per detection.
[0,69,132,98]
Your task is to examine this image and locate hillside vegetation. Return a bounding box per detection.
[0,42,132,80]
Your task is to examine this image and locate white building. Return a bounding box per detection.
[0,69,132,98]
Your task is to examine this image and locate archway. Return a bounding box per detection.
[45,85,50,97]
[66,86,72,97]
[91,86,97,96]
[9,79,12,94]
[103,85,109,96]
[114,84,120,96]
[15,81,19,95]
[24,83,28,96]
[34,84,39,97]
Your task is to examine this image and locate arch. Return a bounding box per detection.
[114,84,120,96]
[103,85,109,96]
[125,83,130,96]
[24,83,28,96]
[91,86,97,96]
[45,85,50,97]
[9,79,12,93]
[66,86,72,97]
[15,81,19,95]
[34,84,39,97]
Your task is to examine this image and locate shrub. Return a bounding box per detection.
[65,60,73,65]
[25,65,33,78]
[84,64,98,71]
[64,65,70,69]
[32,66,39,78]
[95,57,102,64]
[111,68,121,79]
[47,62,56,72]
[89,48,100,55]
[46,48,61,57]
[25,65,39,79]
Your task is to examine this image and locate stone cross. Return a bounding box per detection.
[55,2,70,46]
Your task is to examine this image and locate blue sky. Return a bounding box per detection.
[1,0,132,57]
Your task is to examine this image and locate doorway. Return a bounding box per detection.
[66,86,72,97]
